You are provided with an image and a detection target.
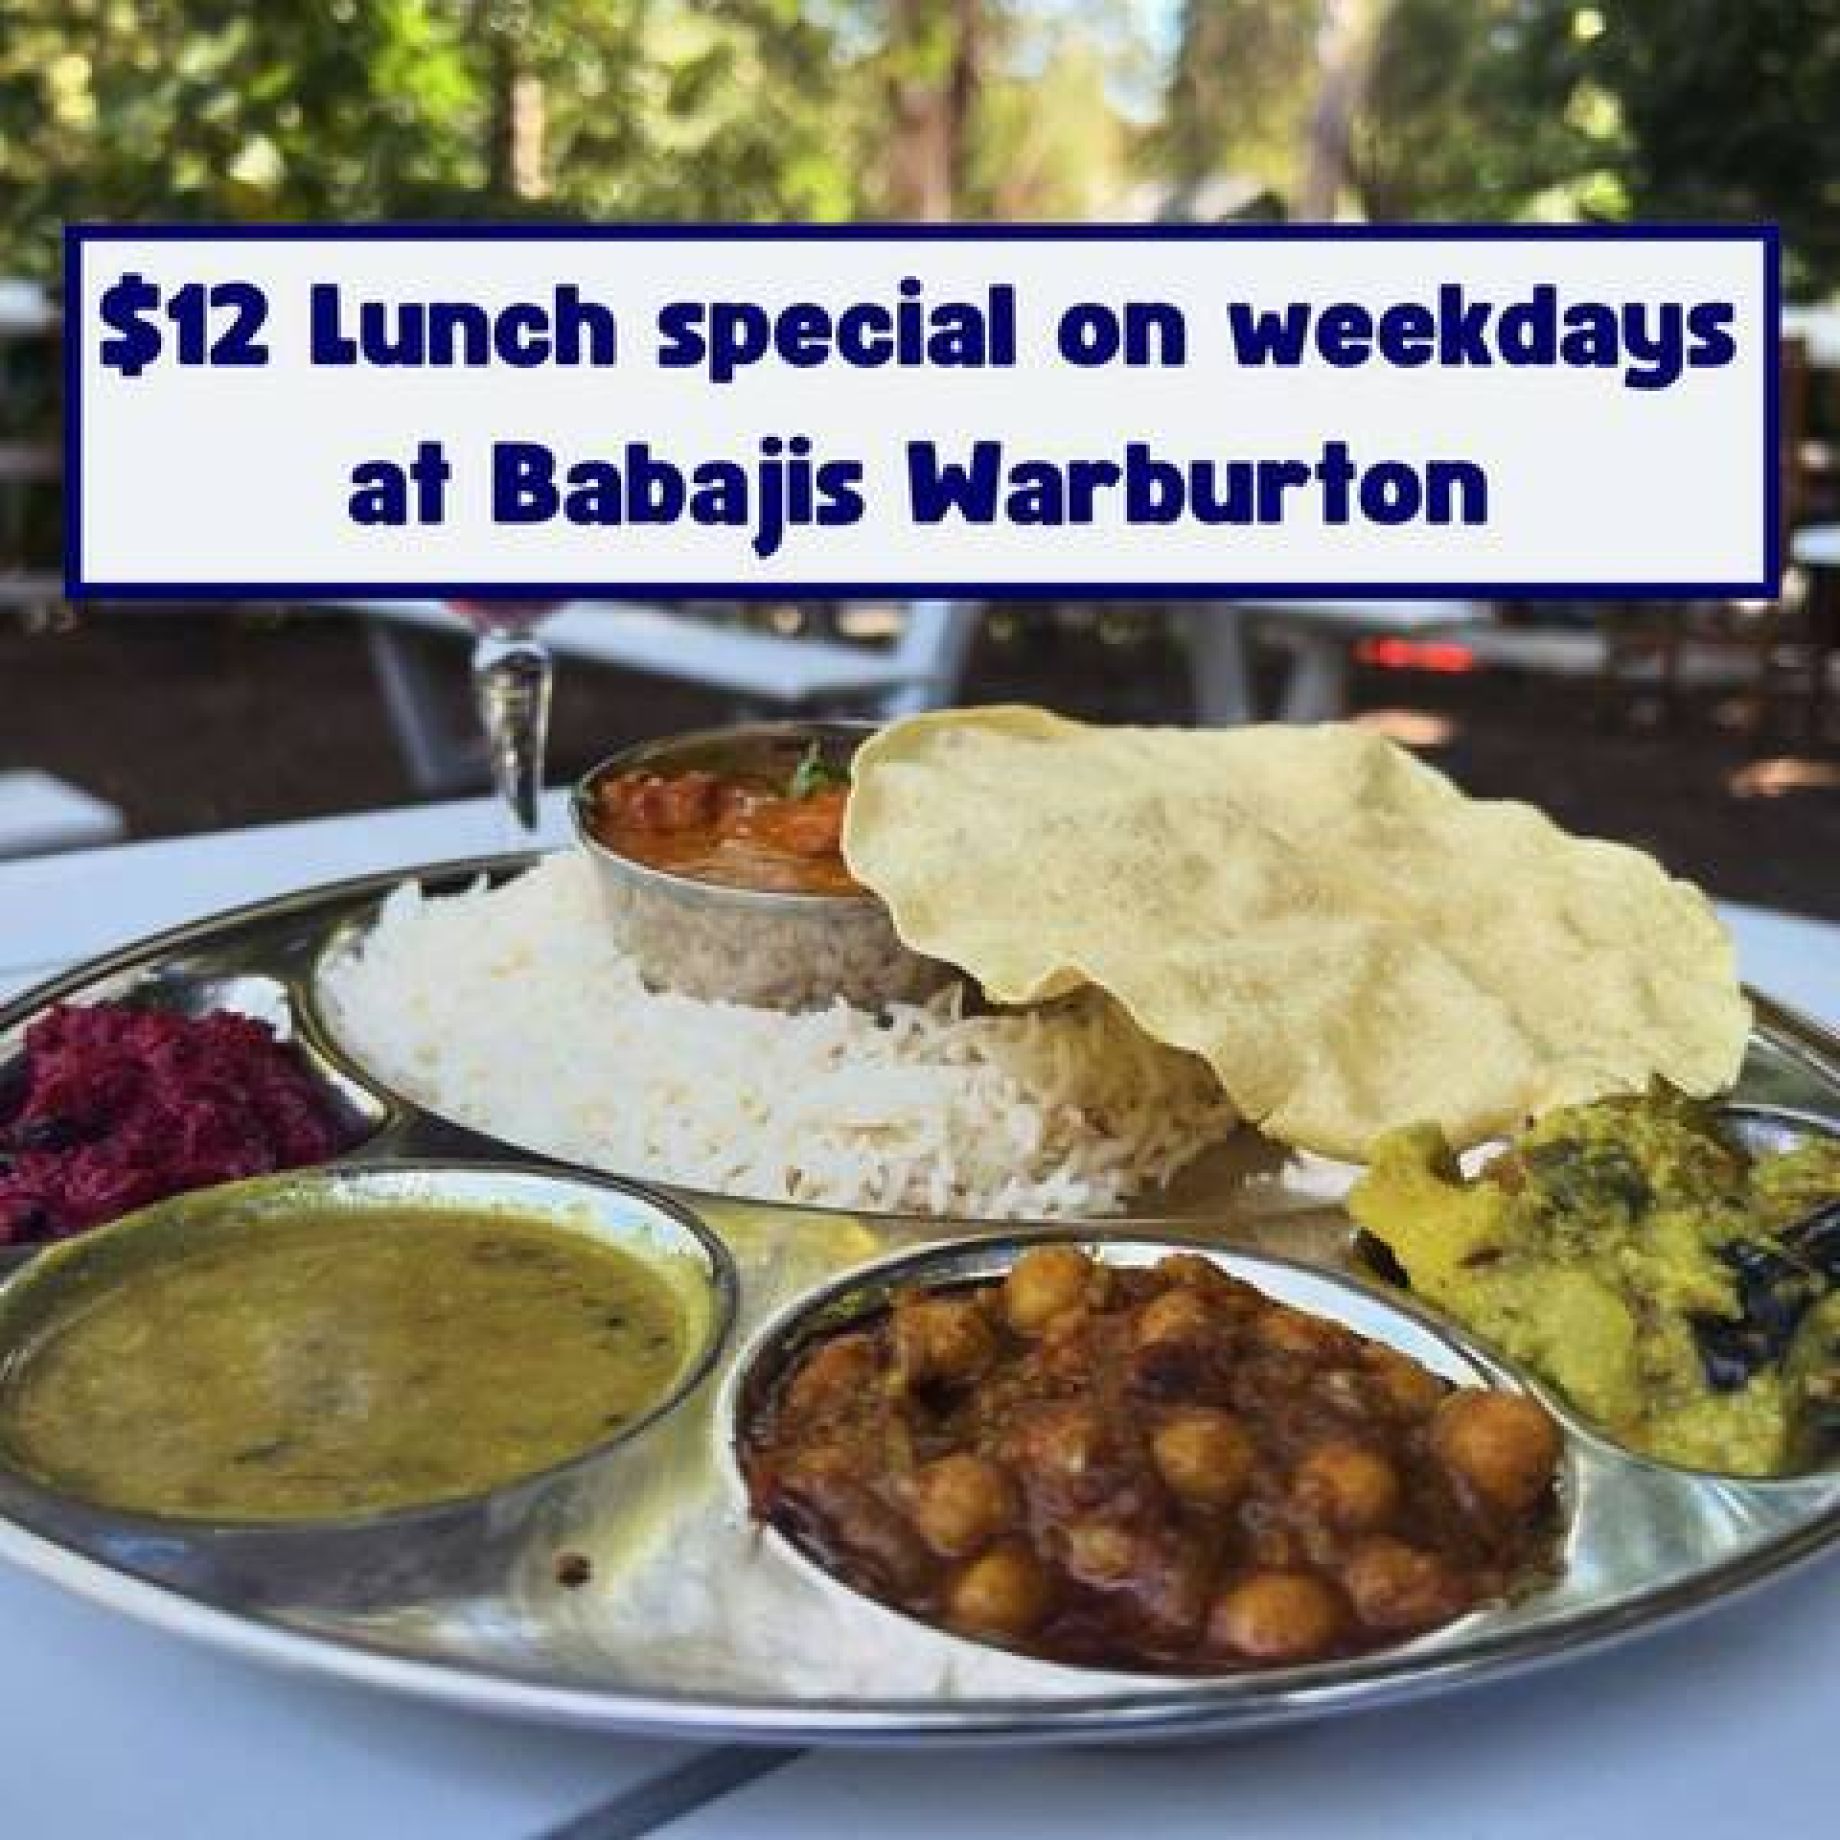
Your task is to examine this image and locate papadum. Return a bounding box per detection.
[842,707,1749,1160]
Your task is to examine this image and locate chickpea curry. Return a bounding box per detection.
[740,1248,1562,1672]
[588,745,859,896]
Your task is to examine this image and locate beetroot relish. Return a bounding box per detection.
[0,1002,349,1245]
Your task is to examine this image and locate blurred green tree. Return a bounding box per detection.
[1353,0,1596,223]
[7,2,1835,285]
[507,0,861,221]
[1576,0,1840,293]
[1159,0,1840,290]
[0,0,864,279]
[0,0,1145,271]
[1,0,483,261]
[970,27,1135,218]
[1160,0,1320,203]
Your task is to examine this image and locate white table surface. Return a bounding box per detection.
[1,792,1837,1838]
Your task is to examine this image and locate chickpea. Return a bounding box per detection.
[782,1335,879,1422]
[1134,1287,1215,1350]
[1341,1537,1471,1633]
[947,1542,1053,1640]
[1152,1408,1257,1508]
[1363,1346,1448,1420]
[907,1453,1019,1558]
[1153,1253,1249,1301]
[892,1295,997,1388]
[1431,1391,1562,1516]
[1003,1245,1100,1335]
[1291,1441,1402,1534]
[1128,1287,1222,1395]
[1253,1307,1358,1360]
[1059,1517,1138,1585]
[1208,1571,1346,1664]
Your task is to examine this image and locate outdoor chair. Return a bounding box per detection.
[1594,337,1836,739]
[1789,524,1840,737]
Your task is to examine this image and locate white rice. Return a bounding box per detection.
[319,855,1238,1219]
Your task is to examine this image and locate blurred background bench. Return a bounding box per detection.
[0,770,125,860]
[340,598,987,795]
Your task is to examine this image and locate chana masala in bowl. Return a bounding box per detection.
[739,1244,1564,1674]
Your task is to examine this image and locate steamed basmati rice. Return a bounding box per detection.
[320,856,1239,1218]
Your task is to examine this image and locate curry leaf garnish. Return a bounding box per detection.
[788,741,844,800]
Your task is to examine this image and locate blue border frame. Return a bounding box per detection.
[63,222,1782,603]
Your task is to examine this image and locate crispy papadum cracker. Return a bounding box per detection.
[843,707,1749,1160]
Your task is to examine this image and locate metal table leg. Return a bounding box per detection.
[364,619,483,796]
[1181,607,1258,725]
[1275,632,1351,723]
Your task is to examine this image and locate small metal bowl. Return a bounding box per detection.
[728,1232,1568,1676]
[0,1163,736,1604]
[572,720,950,1012]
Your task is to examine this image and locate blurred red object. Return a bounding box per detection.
[1356,637,1479,674]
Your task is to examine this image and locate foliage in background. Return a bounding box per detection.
[1353,0,1598,223]
[1579,0,1840,295]
[0,0,868,275]
[511,0,861,221]
[2,0,482,255]
[0,0,1145,276]
[1160,0,1840,294]
[1,2,1838,288]
[962,1,1147,218]
[1159,0,1317,202]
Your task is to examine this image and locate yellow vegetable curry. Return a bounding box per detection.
[1350,1091,1840,1476]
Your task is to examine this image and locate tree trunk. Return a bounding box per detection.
[481,3,545,202]
[944,0,984,210]
[1166,0,1225,193]
[1297,0,1383,221]
[884,0,984,220]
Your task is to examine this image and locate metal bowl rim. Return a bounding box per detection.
[571,717,886,914]
[722,1226,1584,1687]
[0,1470,1834,1743]
[0,1159,740,1539]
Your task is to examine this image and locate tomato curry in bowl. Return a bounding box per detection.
[586,740,859,898]
[572,721,947,1012]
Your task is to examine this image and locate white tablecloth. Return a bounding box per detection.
[2,794,1836,1838]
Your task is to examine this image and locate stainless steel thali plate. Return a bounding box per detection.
[0,852,1836,1746]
